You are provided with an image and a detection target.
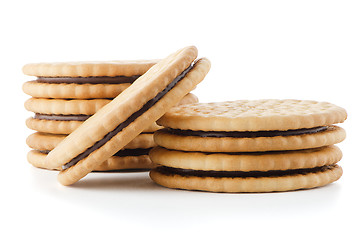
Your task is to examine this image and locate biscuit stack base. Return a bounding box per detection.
[150,100,347,193]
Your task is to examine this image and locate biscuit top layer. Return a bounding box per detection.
[157,99,347,131]
[22,60,158,77]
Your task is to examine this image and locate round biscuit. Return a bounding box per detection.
[157,99,347,131]
[26,133,67,151]
[154,126,346,152]
[24,93,198,115]
[150,164,342,193]
[150,146,342,171]
[22,81,130,99]
[27,150,154,171]
[24,92,198,134]
[26,117,161,134]
[25,98,110,115]
[22,60,158,77]
[26,117,81,134]
[27,132,156,151]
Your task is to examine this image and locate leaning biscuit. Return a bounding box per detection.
[46,46,210,185]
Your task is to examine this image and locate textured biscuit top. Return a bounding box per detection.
[22,60,159,77]
[157,99,347,131]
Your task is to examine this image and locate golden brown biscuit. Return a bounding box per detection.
[23,60,158,77]
[28,150,154,171]
[22,82,130,99]
[154,125,346,152]
[24,98,111,115]
[157,99,347,131]
[150,99,346,193]
[150,164,342,193]
[27,132,156,151]
[26,117,82,134]
[45,46,210,185]
[22,60,158,99]
[150,145,342,171]
[24,93,198,115]
[24,93,198,134]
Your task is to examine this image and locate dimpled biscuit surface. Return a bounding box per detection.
[157,99,347,131]
[22,60,158,77]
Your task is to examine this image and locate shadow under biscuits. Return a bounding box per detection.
[28,165,342,223]
[69,171,158,191]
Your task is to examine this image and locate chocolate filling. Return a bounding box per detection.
[36,76,140,84]
[165,126,328,138]
[37,148,151,157]
[155,165,336,178]
[113,148,152,157]
[38,150,50,154]
[34,113,90,121]
[62,64,194,170]
[167,147,325,156]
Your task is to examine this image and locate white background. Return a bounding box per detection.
[1,0,361,239]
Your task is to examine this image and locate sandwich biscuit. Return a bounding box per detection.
[25,93,197,134]
[45,46,211,185]
[27,150,153,171]
[22,60,158,99]
[25,95,197,170]
[150,99,347,192]
[25,93,198,115]
[23,59,198,172]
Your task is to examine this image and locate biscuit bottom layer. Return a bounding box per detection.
[61,64,194,170]
[36,75,140,84]
[165,126,328,138]
[154,165,337,178]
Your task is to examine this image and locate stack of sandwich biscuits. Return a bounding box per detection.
[150,99,347,193]
[23,60,198,171]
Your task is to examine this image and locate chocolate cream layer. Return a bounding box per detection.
[36,76,140,84]
[165,126,328,138]
[155,165,337,178]
[34,113,90,121]
[62,64,194,170]
[112,148,152,157]
[37,148,151,157]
